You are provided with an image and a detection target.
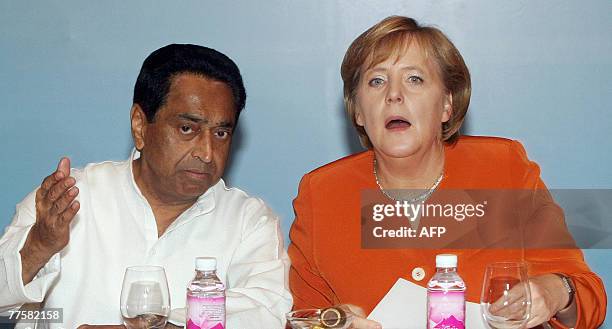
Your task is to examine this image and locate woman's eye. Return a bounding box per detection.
[180,125,193,134]
[408,75,423,84]
[368,77,385,87]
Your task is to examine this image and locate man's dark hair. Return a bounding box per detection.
[133,44,246,122]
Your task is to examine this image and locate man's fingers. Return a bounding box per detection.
[57,157,71,177]
[50,187,79,216]
[39,172,63,198]
[46,177,76,202]
[43,157,71,191]
[58,200,80,225]
[38,158,71,199]
[29,160,78,256]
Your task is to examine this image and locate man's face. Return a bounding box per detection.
[133,73,236,203]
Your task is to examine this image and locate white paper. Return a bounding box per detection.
[169,308,186,327]
[367,278,486,329]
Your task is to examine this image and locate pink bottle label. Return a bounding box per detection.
[187,295,225,329]
[427,291,465,329]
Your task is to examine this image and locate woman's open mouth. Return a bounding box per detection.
[385,116,411,130]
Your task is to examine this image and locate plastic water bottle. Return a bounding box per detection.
[426,254,466,329]
[187,257,226,329]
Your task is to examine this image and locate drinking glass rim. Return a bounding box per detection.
[125,265,166,273]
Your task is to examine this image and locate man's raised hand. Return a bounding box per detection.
[20,157,80,284]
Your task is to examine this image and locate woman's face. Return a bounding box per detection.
[355,41,452,159]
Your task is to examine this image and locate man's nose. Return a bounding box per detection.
[192,133,213,163]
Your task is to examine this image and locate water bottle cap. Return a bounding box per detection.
[436,254,457,268]
[195,257,217,271]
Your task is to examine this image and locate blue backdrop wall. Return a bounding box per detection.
[1,1,610,326]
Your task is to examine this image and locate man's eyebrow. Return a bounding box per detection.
[177,113,207,123]
[177,114,234,128]
[217,121,235,128]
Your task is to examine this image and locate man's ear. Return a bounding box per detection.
[441,93,453,123]
[131,104,147,151]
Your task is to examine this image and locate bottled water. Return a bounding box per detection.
[187,257,226,329]
[427,254,466,329]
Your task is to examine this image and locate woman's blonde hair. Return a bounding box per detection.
[341,16,471,148]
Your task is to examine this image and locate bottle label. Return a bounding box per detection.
[427,291,465,329]
[187,295,225,329]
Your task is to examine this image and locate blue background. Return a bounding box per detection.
[1,1,610,326]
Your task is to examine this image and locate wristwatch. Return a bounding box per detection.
[556,273,575,310]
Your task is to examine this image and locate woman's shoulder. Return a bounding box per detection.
[445,135,540,188]
[448,135,530,161]
[450,135,519,148]
[301,150,373,188]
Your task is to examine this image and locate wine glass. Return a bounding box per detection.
[480,262,531,329]
[120,266,171,329]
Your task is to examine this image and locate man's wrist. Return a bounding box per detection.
[20,229,55,274]
[22,229,50,259]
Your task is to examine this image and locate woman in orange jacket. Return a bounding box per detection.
[288,16,606,329]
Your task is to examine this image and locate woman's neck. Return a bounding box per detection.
[374,141,445,190]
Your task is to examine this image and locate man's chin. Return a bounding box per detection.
[178,177,220,198]
[179,184,210,198]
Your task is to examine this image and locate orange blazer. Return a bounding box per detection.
[288,136,606,329]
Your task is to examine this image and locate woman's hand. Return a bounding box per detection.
[525,274,575,328]
[489,273,575,328]
[337,304,382,329]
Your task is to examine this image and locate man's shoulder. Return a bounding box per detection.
[71,158,130,183]
[214,180,275,218]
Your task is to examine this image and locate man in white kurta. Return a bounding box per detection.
[0,153,291,328]
[0,44,292,328]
